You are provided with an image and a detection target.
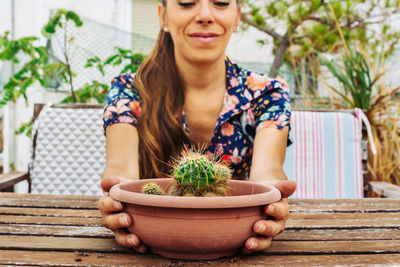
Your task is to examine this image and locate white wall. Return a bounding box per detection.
[0,0,132,39]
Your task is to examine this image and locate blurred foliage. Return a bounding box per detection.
[241,0,400,80]
[1,9,146,137]
[1,8,146,108]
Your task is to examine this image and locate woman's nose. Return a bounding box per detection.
[196,2,214,25]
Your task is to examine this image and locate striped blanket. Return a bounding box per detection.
[283,109,363,198]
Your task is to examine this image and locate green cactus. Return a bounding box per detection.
[169,150,232,197]
[141,182,166,195]
[173,153,216,192]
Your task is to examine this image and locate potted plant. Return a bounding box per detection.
[109,150,281,260]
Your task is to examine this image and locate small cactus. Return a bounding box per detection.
[141,182,166,195]
[214,162,232,180]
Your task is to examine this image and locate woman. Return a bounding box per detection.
[99,0,296,254]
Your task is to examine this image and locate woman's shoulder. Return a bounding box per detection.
[227,59,290,98]
[108,73,141,101]
[111,73,136,88]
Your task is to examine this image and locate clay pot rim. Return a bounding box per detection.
[110,178,281,209]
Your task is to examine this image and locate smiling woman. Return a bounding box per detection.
[99,0,296,257]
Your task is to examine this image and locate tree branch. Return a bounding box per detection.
[241,13,283,41]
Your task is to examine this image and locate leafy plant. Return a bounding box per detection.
[320,5,400,188]
[60,48,146,104]
[321,49,378,111]
[0,32,60,106]
[41,9,84,103]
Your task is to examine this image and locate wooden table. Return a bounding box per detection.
[1,193,400,266]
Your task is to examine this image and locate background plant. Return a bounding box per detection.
[1,9,146,137]
[320,4,400,188]
[241,0,400,96]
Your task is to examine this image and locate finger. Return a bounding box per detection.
[273,180,297,198]
[101,176,132,192]
[253,219,286,238]
[134,244,148,254]
[244,236,272,252]
[102,213,132,230]
[264,199,289,220]
[98,196,125,214]
[115,229,140,247]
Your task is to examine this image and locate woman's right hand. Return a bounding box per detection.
[98,176,147,253]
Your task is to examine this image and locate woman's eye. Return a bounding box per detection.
[214,1,229,7]
[179,2,195,7]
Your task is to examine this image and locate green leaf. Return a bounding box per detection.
[66,11,83,27]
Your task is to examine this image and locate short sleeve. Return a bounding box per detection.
[252,77,292,143]
[103,74,142,133]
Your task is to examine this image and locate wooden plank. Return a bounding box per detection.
[2,235,400,254]
[0,215,101,226]
[0,224,113,237]
[368,181,400,198]
[266,240,400,254]
[1,250,400,266]
[3,214,398,229]
[1,224,398,241]
[246,254,400,266]
[0,235,127,252]
[286,217,400,228]
[289,198,400,212]
[0,207,101,218]
[0,192,99,201]
[289,211,400,220]
[0,193,99,209]
[0,171,29,191]
[276,229,400,241]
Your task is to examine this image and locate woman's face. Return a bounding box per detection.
[159,0,241,65]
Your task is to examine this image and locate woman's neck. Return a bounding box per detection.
[175,55,226,93]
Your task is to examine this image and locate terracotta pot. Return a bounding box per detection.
[109,178,281,260]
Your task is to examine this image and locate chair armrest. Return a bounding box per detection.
[0,171,30,190]
[368,181,400,198]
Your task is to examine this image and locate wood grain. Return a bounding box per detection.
[0,215,101,226]
[1,193,400,266]
[1,250,400,266]
[0,207,100,217]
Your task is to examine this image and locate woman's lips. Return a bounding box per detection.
[188,33,220,43]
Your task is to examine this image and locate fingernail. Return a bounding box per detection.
[256,224,266,233]
[267,206,275,214]
[247,241,256,250]
[119,215,129,226]
[128,237,138,246]
[114,201,122,209]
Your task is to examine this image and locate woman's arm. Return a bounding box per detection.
[244,126,296,254]
[102,123,140,180]
[249,126,289,182]
[98,123,147,253]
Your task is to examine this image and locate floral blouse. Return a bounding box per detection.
[103,58,292,180]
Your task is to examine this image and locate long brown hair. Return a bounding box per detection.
[134,0,240,178]
[134,28,187,179]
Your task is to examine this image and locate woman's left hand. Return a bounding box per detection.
[242,180,297,254]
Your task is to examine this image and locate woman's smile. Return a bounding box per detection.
[188,32,220,43]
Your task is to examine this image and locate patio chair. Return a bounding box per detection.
[284,108,368,198]
[0,103,105,196]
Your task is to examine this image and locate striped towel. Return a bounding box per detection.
[283,109,363,198]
